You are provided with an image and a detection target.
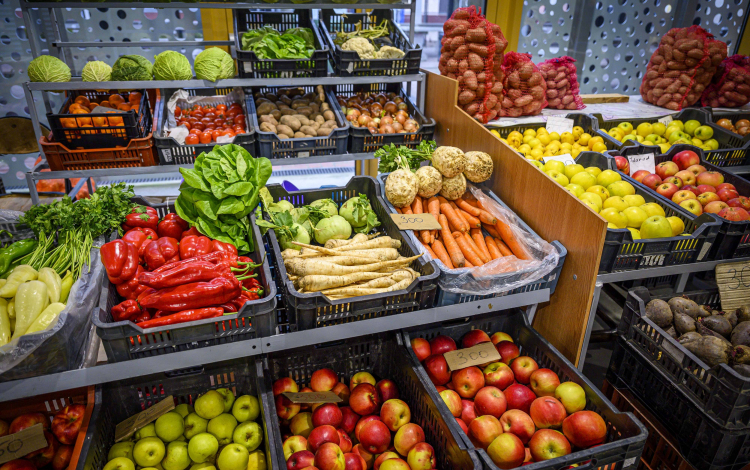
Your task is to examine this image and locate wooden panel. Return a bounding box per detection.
[485,0,524,53]
[202,9,232,53]
[423,71,607,365]
[580,93,630,103]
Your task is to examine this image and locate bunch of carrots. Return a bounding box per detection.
[394,191,529,270]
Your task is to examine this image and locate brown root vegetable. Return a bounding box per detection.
[696,321,732,345]
[700,316,732,338]
[731,321,750,347]
[678,331,702,344]
[665,326,679,339]
[737,305,750,323]
[683,336,733,367]
[646,299,673,328]
[668,296,704,319]
[722,310,738,329]
[674,312,696,335]
[734,345,750,365]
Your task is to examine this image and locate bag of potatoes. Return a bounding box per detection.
[500,52,547,117]
[701,55,750,108]
[538,56,585,110]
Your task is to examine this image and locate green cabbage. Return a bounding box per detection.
[111,55,153,81]
[153,51,193,80]
[314,215,351,244]
[194,48,234,82]
[81,61,112,82]
[28,56,71,83]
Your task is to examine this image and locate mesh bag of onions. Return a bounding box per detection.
[640,25,727,110]
[701,54,750,108]
[538,56,585,110]
[500,52,547,117]
[439,6,508,123]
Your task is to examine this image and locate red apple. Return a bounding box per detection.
[562,411,608,448]
[474,386,507,418]
[704,201,729,214]
[358,420,390,454]
[354,416,381,443]
[314,442,345,470]
[697,192,720,206]
[675,170,696,186]
[27,431,58,468]
[505,384,537,414]
[406,442,435,470]
[696,184,716,194]
[483,362,515,390]
[274,377,299,396]
[373,452,399,470]
[500,410,536,444]
[343,452,365,470]
[375,380,398,403]
[718,207,750,221]
[717,182,736,192]
[283,436,308,461]
[528,429,572,461]
[288,451,316,470]
[469,415,502,449]
[337,429,352,453]
[656,182,679,199]
[9,414,49,434]
[614,156,630,174]
[349,384,381,416]
[680,199,704,216]
[0,461,36,470]
[456,417,469,434]
[0,420,7,437]
[410,338,431,362]
[682,184,700,196]
[313,404,343,429]
[718,188,740,202]
[460,399,477,426]
[435,386,447,393]
[51,405,85,446]
[378,459,409,470]
[672,190,697,204]
[308,425,340,453]
[529,397,567,429]
[429,335,456,355]
[631,169,650,183]
[352,444,375,470]
[311,369,338,392]
[393,423,425,457]
[439,390,462,418]
[332,383,350,405]
[642,173,664,190]
[51,445,73,470]
[687,164,707,176]
[495,341,520,365]
[486,433,526,469]
[451,366,485,399]
[277,394,302,420]
[462,330,491,348]
[696,171,725,187]
[490,332,513,345]
[663,176,683,188]
[672,150,700,170]
[423,354,451,386]
[380,399,410,432]
[339,407,360,434]
[529,369,561,397]
[656,161,679,179]
[510,357,538,385]
[728,196,750,211]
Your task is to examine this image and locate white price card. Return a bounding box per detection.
[627,153,655,176]
[658,115,673,126]
[545,116,575,135]
[542,153,576,166]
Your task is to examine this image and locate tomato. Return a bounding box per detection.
[214,119,225,127]
[212,129,224,140]
[199,131,213,144]
[185,134,200,145]
[204,112,216,119]
[215,112,226,120]
[175,106,182,117]
[216,104,227,112]
[233,125,245,134]
[192,122,205,131]
[224,131,236,139]
[181,122,191,130]
[227,108,240,118]
[189,128,202,135]
[191,110,204,119]
[200,117,212,124]
[229,103,241,111]
[187,117,198,125]
[204,123,215,130]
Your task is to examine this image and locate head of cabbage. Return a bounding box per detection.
[28,55,71,83]
[81,61,112,82]
[112,55,153,81]
[194,48,234,82]
[153,51,193,80]
[314,215,351,245]
[339,194,380,233]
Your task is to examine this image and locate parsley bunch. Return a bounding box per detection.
[375,140,436,173]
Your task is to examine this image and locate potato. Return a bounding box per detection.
[315,115,325,124]
[256,102,277,116]
[321,103,330,111]
[277,124,294,138]
[294,131,307,138]
[300,125,317,136]
[310,121,321,130]
[317,128,332,137]
[459,90,476,105]
[260,115,278,125]
[279,95,292,106]
[464,71,478,90]
[280,115,301,131]
[259,122,276,133]
[293,115,310,126]
[280,108,296,116]
[291,100,310,109]
[324,119,338,128]
[323,110,335,121]
[270,110,282,121]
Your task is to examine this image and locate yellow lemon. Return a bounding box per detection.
[528,138,542,148]
[518,144,531,154]
[572,126,584,139]
[522,134,535,144]
[530,148,544,159]
[508,131,523,141]
[538,133,551,146]
[536,127,549,135]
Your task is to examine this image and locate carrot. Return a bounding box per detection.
[459,209,482,229]
[427,197,440,245]
[456,198,482,217]
[495,221,529,260]
[421,229,432,245]
[483,223,501,238]
[412,196,423,214]
[493,234,515,257]
[432,239,454,269]
[464,259,474,268]
[478,209,498,225]
[437,196,449,205]
[402,206,413,215]
[471,228,491,261]
[441,203,468,233]
[453,231,484,266]
[465,199,480,207]
[439,214,464,268]
[421,241,437,259]
[485,236,503,260]
[395,207,402,214]
[463,232,489,264]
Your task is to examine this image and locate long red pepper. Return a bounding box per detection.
[136,307,224,328]
[138,260,233,289]
[139,275,241,312]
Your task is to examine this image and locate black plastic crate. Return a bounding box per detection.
[262,331,482,470]
[93,197,276,362]
[154,87,256,165]
[80,359,277,470]
[402,309,648,470]
[335,82,436,153]
[247,85,349,159]
[609,337,750,470]
[319,10,422,77]
[704,107,750,142]
[48,89,152,150]
[233,9,329,79]
[264,176,439,330]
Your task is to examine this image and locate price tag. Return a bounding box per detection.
[658,115,673,126]
[444,342,501,371]
[390,213,442,231]
[115,396,174,443]
[545,116,575,135]
[627,153,655,176]
[0,424,47,465]
[282,391,343,404]
[716,260,750,311]
[542,153,576,166]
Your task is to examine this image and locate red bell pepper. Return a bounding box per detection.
[139,275,241,312]
[138,260,232,289]
[116,266,149,300]
[218,303,238,313]
[211,240,238,258]
[135,307,224,328]
[101,240,139,285]
[123,208,159,232]
[111,299,142,322]
[242,277,263,296]
[158,213,189,239]
[133,311,152,323]
[144,237,180,271]
[181,227,202,240]
[179,235,212,260]
[153,251,237,273]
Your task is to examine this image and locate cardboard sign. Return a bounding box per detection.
[390,213,442,231]
[542,153,576,166]
[545,116,575,135]
[627,153,655,176]
[716,260,750,311]
[658,115,673,126]
[0,424,47,465]
[115,396,175,442]
[444,342,501,371]
[282,391,343,404]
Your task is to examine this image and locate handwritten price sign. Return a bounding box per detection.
[115,396,174,442]
[716,260,750,311]
[390,213,442,231]
[444,342,501,371]
[0,424,47,465]
[627,153,655,176]
[283,391,343,404]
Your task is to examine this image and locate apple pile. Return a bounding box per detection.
[411,330,608,468]
[618,149,750,221]
[102,389,266,470]
[0,405,86,470]
[605,119,719,153]
[274,370,435,470]
[491,126,611,161]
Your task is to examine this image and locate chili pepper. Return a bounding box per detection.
[111,299,142,322]
[139,260,232,290]
[158,213,189,240]
[179,235,212,260]
[218,303,238,313]
[153,310,168,318]
[181,227,201,240]
[139,275,241,312]
[133,311,151,323]
[211,240,238,258]
[0,239,38,275]
[137,288,156,304]
[116,266,148,300]
[135,307,224,328]
[101,240,139,285]
[144,237,180,271]
[153,251,237,273]
[123,211,158,232]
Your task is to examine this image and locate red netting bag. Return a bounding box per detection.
[640,25,727,110]
[701,55,750,107]
[439,6,507,123]
[499,52,547,117]
[538,56,585,110]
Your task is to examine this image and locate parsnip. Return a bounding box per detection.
[291,242,381,259]
[297,272,393,292]
[286,255,420,277]
[299,248,400,261]
[319,277,414,297]
[325,233,368,249]
[333,237,401,252]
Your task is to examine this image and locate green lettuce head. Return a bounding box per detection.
[194,48,235,82]
[112,55,153,81]
[153,51,193,80]
[28,55,71,83]
[81,61,112,82]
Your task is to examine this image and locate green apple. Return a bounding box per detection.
[246,450,266,470]
[640,203,666,218]
[652,122,667,136]
[581,200,600,213]
[185,413,209,440]
[233,421,262,452]
[109,442,135,462]
[195,391,226,420]
[623,206,648,228]
[529,160,543,169]
[584,166,602,177]
[599,208,628,228]
[104,457,136,470]
[607,180,636,197]
[133,438,166,468]
[162,441,191,470]
[542,160,565,173]
[554,382,587,414]
[684,120,701,136]
[216,444,249,470]
[564,184,585,198]
[627,228,641,239]
[617,122,633,134]
[579,192,603,211]
[174,405,193,419]
[623,194,646,207]
[545,170,570,186]
[570,171,597,190]
[563,163,585,180]
[586,185,610,202]
[156,412,185,443]
[621,134,637,144]
[207,414,237,446]
[189,464,216,470]
[645,134,662,144]
[596,169,622,187]
[640,216,673,239]
[138,464,163,470]
[231,396,259,423]
[705,138,719,150]
[603,196,629,212]
[135,424,157,440]
[215,389,235,413]
[187,433,219,464]
[671,119,685,131]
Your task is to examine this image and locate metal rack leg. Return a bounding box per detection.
[26,172,40,205]
[526,304,538,324]
[578,280,603,371]
[22,8,43,58]
[675,273,689,293]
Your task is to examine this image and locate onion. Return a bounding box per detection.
[397,102,408,111]
[391,122,403,132]
[381,115,394,125]
[358,114,372,126]
[372,117,381,125]
[384,101,398,114]
[346,109,361,121]
[368,127,378,134]
[404,123,417,132]
[387,92,397,100]
[405,119,419,128]
[377,95,387,105]
[394,96,404,104]
[370,103,383,115]
[381,124,395,134]
[337,98,346,106]
[395,113,407,125]
[361,109,371,117]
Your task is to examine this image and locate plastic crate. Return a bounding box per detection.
[264,176,439,330]
[402,309,648,470]
[47,89,152,150]
[376,174,567,305]
[93,197,276,362]
[703,107,750,142]
[319,10,422,77]
[80,359,277,470]
[262,331,482,470]
[608,337,750,470]
[579,151,721,273]
[247,85,349,159]
[336,82,436,153]
[154,87,256,165]
[233,9,328,78]
[489,112,621,147]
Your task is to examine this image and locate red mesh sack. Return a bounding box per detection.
[539,56,585,110]
[701,55,750,107]
[499,52,547,117]
[640,25,727,110]
[439,6,507,123]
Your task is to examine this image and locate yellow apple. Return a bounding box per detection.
[565,184,585,197]
[584,166,602,177]
[636,123,653,137]
[640,202,666,218]
[542,160,565,173]
[564,164,585,180]
[587,185,611,202]
[607,181,636,197]
[623,206,648,228]
[579,192,603,211]
[623,194,647,207]
[581,200,601,213]
[627,228,641,239]
[596,169,622,187]
[603,196,629,212]
[570,171,597,190]
[600,208,628,228]
[667,216,685,236]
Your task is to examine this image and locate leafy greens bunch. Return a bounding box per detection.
[240,26,316,59]
[376,140,436,173]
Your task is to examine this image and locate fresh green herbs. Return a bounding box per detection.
[376,140,436,173]
[240,26,316,59]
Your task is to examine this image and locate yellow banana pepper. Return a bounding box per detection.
[0,265,38,298]
[25,302,65,335]
[38,268,62,303]
[0,298,8,346]
[59,270,73,304]
[12,280,48,338]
